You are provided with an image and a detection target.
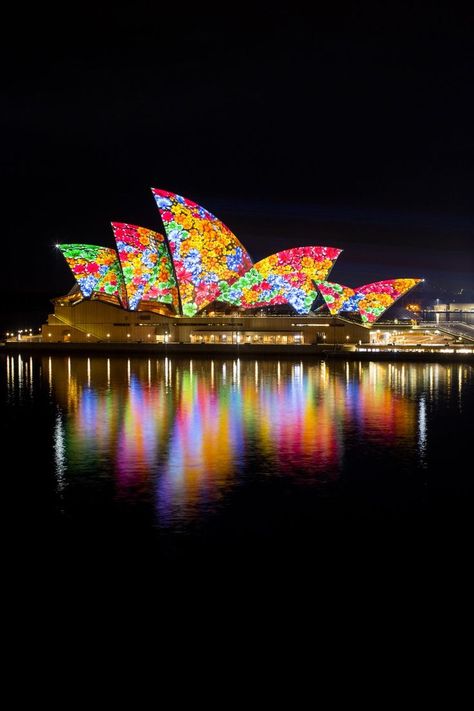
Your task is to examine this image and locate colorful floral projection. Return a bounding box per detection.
[315,282,356,316]
[218,246,342,314]
[58,244,128,308]
[58,191,422,320]
[316,279,423,322]
[112,223,179,313]
[151,188,253,316]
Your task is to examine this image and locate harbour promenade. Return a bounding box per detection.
[3,340,473,363]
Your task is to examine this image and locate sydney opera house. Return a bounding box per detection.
[42,189,422,346]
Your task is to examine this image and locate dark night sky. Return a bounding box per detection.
[1,4,473,315]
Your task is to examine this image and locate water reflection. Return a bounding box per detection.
[418,395,427,468]
[54,409,66,493]
[4,355,472,527]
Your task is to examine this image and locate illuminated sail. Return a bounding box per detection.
[152,188,253,316]
[349,279,423,323]
[58,244,128,307]
[112,222,179,312]
[315,281,356,316]
[218,246,342,314]
[57,190,423,323]
[316,278,423,322]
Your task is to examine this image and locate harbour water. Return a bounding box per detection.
[3,354,473,561]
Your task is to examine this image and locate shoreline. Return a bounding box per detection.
[2,341,473,363]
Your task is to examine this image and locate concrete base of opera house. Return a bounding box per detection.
[5,298,472,361]
[38,298,371,347]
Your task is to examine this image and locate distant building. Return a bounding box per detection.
[422,302,474,327]
[433,303,474,312]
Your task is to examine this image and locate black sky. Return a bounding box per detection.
[1,4,473,305]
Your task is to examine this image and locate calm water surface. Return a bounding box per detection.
[3,354,474,558]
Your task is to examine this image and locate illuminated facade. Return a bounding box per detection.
[48,190,423,343]
[151,189,253,316]
[58,244,128,308]
[112,222,179,313]
[316,279,423,323]
[217,246,341,313]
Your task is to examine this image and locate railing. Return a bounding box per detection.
[420,321,474,343]
[48,312,103,340]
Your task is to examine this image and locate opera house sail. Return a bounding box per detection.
[151,189,253,316]
[315,279,423,323]
[112,222,179,314]
[56,189,423,324]
[58,244,129,308]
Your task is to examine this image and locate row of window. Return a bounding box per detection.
[190,332,304,345]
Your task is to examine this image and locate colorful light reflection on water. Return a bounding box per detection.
[3,355,473,535]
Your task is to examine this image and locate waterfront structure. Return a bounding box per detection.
[429,302,474,325]
[433,303,474,313]
[42,189,423,344]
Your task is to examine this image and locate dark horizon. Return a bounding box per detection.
[2,6,472,301]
